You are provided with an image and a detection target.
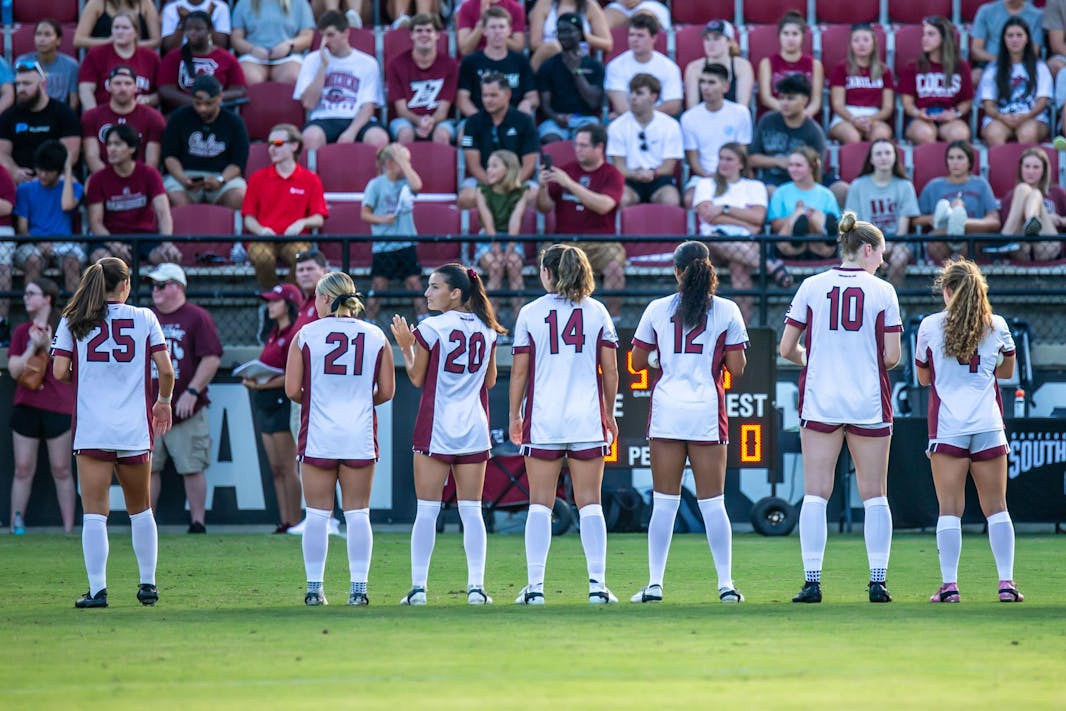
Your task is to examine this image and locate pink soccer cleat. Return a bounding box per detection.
[998,580,1024,602]
[930,583,961,603]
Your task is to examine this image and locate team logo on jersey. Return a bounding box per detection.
[408,78,444,109]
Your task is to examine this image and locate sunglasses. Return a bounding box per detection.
[15,60,45,76]
[267,139,291,147]
[152,281,179,290]
[638,131,648,152]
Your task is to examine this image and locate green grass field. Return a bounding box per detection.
[1,532,1062,709]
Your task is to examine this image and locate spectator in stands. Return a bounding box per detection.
[13,141,85,294]
[0,59,13,117]
[291,249,329,334]
[0,168,14,345]
[757,11,823,121]
[607,74,682,207]
[86,124,180,265]
[146,263,223,534]
[361,143,427,324]
[311,0,368,29]
[242,123,328,289]
[604,13,681,117]
[603,0,670,30]
[748,75,833,195]
[458,73,539,209]
[15,20,80,111]
[1044,0,1066,76]
[978,18,1052,146]
[828,23,895,145]
[681,62,752,209]
[387,13,458,145]
[294,11,388,151]
[528,0,612,71]
[0,62,81,185]
[163,75,249,210]
[161,0,232,53]
[536,12,605,144]
[159,11,248,111]
[82,66,167,174]
[844,139,919,287]
[78,12,162,110]
[769,147,841,260]
[899,16,974,145]
[457,7,538,118]
[231,0,315,85]
[915,140,1001,263]
[1000,146,1065,261]
[970,0,1044,84]
[474,149,530,321]
[536,123,626,317]
[457,0,526,56]
[74,0,162,49]
[683,20,753,111]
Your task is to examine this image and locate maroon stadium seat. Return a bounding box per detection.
[11,22,78,59]
[887,0,951,25]
[310,27,375,56]
[814,0,880,25]
[986,144,1059,199]
[818,23,887,75]
[674,25,708,74]
[319,202,373,269]
[412,203,462,266]
[315,142,380,193]
[241,82,306,142]
[619,204,686,266]
[383,27,450,67]
[958,0,985,24]
[604,23,668,63]
[170,204,239,267]
[836,141,905,183]
[743,0,807,26]
[407,141,458,195]
[911,142,981,194]
[744,24,814,72]
[671,0,735,26]
[14,0,78,24]
[541,140,576,169]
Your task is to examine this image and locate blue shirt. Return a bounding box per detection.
[0,58,13,85]
[14,179,84,236]
[363,174,417,253]
[768,182,841,221]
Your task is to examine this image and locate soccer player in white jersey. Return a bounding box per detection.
[915,259,1023,603]
[778,213,903,604]
[52,258,175,609]
[508,244,620,605]
[390,264,506,606]
[284,272,395,606]
[629,242,749,604]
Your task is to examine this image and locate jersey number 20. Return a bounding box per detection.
[444,330,487,374]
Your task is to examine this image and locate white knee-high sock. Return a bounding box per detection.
[457,500,486,588]
[302,507,330,583]
[343,508,372,584]
[525,503,552,587]
[647,492,680,587]
[863,496,893,582]
[799,495,828,582]
[936,515,962,584]
[698,495,733,590]
[987,511,1015,580]
[82,513,109,595]
[579,504,607,583]
[129,509,157,586]
[410,499,440,588]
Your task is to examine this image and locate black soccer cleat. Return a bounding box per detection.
[868,581,892,603]
[137,584,159,606]
[792,581,822,603]
[75,588,108,609]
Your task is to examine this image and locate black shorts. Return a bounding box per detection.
[370,244,422,281]
[305,117,383,143]
[626,175,675,203]
[11,404,72,440]
[253,388,292,434]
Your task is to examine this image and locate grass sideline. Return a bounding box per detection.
[1,532,1062,709]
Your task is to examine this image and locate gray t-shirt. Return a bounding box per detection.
[973,1,1044,57]
[845,175,921,236]
[15,53,80,106]
[748,111,826,186]
[918,176,1000,218]
[364,174,417,252]
[231,0,314,50]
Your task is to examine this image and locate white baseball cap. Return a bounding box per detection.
[145,262,187,287]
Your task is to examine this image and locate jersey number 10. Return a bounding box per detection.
[826,286,865,331]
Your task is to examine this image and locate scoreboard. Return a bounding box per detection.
[606,327,777,470]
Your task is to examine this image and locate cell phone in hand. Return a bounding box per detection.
[542,154,552,171]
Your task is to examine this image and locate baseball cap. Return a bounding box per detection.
[557,12,585,41]
[144,262,187,287]
[190,74,222,98]
[108,65,137,81]
[704,20,735,39]
[260,283,302,306]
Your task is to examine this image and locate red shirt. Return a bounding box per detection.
[768,54,814,100]
[81,103,166,161]
[829,62,894,109]
[897,60,974,112]
[151,301,224,422]
[12,322,75,415]
[259,322,296,370]
[548,160,624,235]
[159,47,247,93]
[457,0,526,52]
[241,163,329,234]
[86,162,166,234]
[78,44,161,106]
[386,51,459,117]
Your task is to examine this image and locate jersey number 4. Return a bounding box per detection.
[86,319,136,362]
[444,329,488,374]
[826,286,865,331]
[545,309,585,354]
[324,332,366,375]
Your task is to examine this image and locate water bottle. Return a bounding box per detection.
[1014,389,1026,419]
[229,241,248,265]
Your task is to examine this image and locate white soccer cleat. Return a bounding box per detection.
[514,585,545,605]
[399,586,426,606]
[588,580,618,604]
[287,519,307,535]
[630,584,663,603]
[467,586,493,605]
[718,586,745,603]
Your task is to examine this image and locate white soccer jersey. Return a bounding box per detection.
[296,317,390,461]
[784,267,903,424]
[634,293,749,441]
[915,311,1015,438]
[512,293,619,444]
[52,303,168,451]
[412,310,498,455]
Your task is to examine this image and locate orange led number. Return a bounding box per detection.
[627,351,648,391]
[740,424,762,463]
[605,438,618,463]
[722,367,732,390]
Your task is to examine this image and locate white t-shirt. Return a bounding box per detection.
[53,303,168,452]
[161,0,233,38]
[680,100,753,175]
[784,267,903,425]
[293,48,384,121]
[606,110,683,171]
[915,311,1015,437]
[604,50,683,105]
[633,293,749,441]
[977,61,1053,117]
[693,177,768,237]
[412,310,498,455]
[295,317,389,462]
[512,293,618,445]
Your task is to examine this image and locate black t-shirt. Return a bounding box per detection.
[0,100,81,169]
[162,105,250,174]
[459,108,539,169]
[748,111,827,186]
[458,50,536,112]
[536,54,604,116]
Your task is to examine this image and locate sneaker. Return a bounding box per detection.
[933,199,952,231]
[137,584,159,606]
[75,588,108,608]
[718,586,745,603]
[930,582,961,603]
[345,9,362,28]
[328,517,344,537]
[12,512,25,535]
[792,214,810,236]
[467,586,493,605]
[998,580,1024,602]
[792,580,822,603]
[1024,216,1043,236]
[514,585,545,605]
[391,14,411,29]
[946,206,967,237]
[868,581,892,603]
[630,584,663,603]
[588,580,618,605]
[399,586,426,606]
[304,591,328,606]
[287,519,307,535]
[348,592,370,606]
[187,521,206,534]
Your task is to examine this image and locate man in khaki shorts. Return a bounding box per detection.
[147,263,223,533]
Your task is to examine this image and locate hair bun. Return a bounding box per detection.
[838,212,857,234]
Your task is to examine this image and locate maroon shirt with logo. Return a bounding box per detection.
[81,103,166,161]
[151,302,224,422]
[548,160,625,235]
[78,44,161,105]
[86,162,166,234]
[259,322,296,370]
[292,292,320,335]
[386,52,458,117]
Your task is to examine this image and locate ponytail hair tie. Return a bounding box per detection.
[467,268,479,281]
[330,292,363,313]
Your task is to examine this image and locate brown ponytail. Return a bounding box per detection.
[62,258,128,340]
[673,241,718,329]
[935,258,993,360]
[837,211,884,259]
[541,244,595,303]
[435,263,506,334]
